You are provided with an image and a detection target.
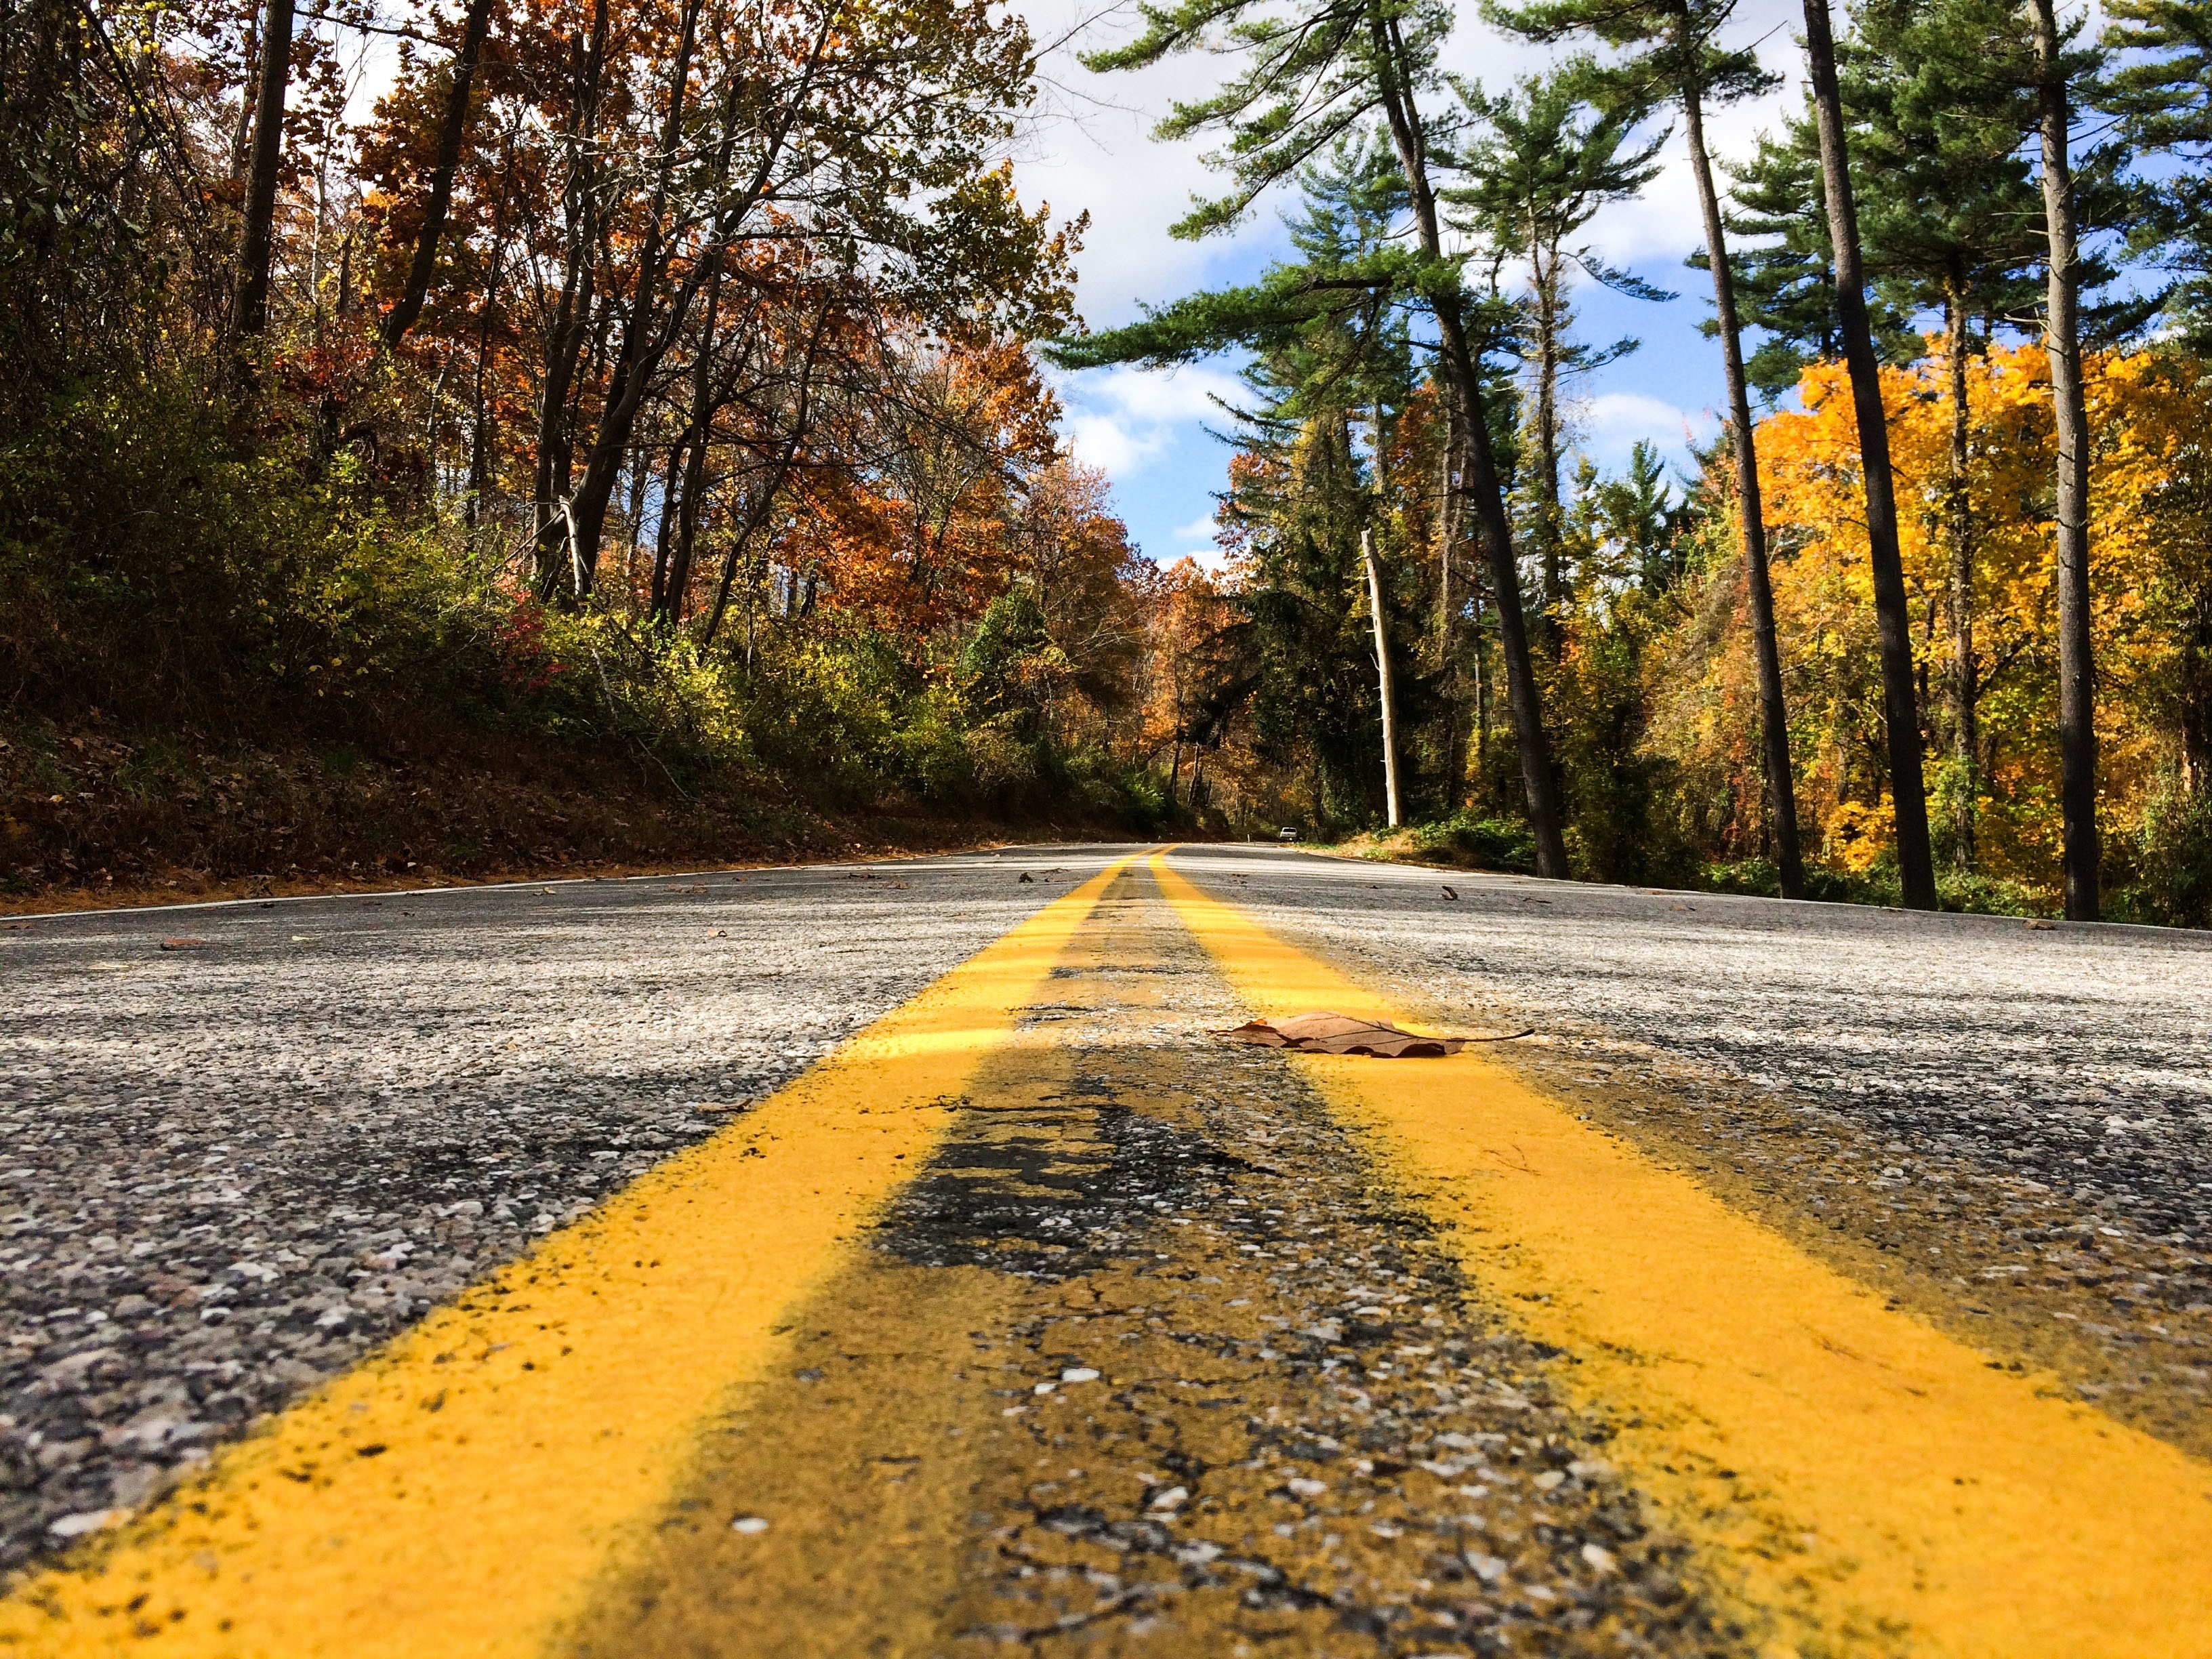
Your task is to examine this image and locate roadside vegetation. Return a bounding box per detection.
[5,0,2212,924]
[0,0,1202,895]
[1061,0,2212,928]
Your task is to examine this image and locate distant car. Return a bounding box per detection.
[1276,826,1300,842]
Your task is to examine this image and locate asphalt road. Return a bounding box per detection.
[0,845,2206,1655]
[0,848,1115,1563]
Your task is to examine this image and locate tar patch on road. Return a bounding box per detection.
[561,875,1733,1658]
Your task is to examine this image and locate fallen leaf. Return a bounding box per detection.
[1220,1012,1531,1057]
[1018,872,1035,883]
[159,937,213,951]
[1441,884,1458,900]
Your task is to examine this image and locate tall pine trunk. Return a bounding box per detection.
[1681,57,1805,899]
[1531,231,1565,646]
[1369,5,1568,878]
[2032,0,2098,921]
[1944,275,1979,871]
[1801,0,1938,909]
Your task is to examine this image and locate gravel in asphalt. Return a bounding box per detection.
[5,838,2209,1639]
[1170,846,2212,1456]
[569,869,1729,1656]
[0,849,1117,1568]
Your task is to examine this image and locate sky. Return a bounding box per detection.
[1010,0,1815,569]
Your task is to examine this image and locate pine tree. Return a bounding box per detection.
[1844,0,2045,870]
[1704,108,1920,400]
[1450,64,1667,653]
[2104,0,2212,347]
[1488,0,1811,896]
[1078,0,1572,876]
[1802,0,1940,909]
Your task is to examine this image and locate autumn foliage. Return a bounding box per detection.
[0,0,1206,890]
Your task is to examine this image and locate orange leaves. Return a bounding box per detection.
[1740,341,2212,885]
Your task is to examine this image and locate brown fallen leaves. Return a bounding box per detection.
[1220,1011,1531,1057]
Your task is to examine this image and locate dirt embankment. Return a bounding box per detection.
[0,718,1132,916]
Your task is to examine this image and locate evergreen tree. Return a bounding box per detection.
[1844,0,2046,870]
[1450,64,1667,649]
[2104,0,2212,348]
[1704,108,1919,401]
[1076,0,1572,875]
[1802,0,1940,909]
[1055,144,1437,827]
[1488,0,1811,897]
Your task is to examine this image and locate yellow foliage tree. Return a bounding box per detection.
[1660,340,2212,906]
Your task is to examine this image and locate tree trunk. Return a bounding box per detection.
[1436,388,1458,653]
[1944,275,1978,870]
[655,251,726,626]
[1532,232,1564,647]
[1362,527,1401,827]
[2032,0,2099,921]
[380,0,494,351]
[1681,45,1805,899]
[1801,0,1938,909]
[533,0,610,595]
[1368,5,1568,878]
[556,0,703,598]
[230,0,295,339]
[2182,588,2212,797]
[227,7,259,186]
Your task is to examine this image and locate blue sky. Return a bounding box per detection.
[1014,0,1811,568]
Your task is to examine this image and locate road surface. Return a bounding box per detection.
[0,846,2206,1655]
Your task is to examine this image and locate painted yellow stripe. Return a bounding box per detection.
[0,856,1141,1658]
[1151,854,2212,1659]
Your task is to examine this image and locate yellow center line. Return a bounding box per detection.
[1151,853,2212,1659]
[0,855,1145,1658]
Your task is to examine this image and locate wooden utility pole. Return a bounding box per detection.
[1679,10,1806,899]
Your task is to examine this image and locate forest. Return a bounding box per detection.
[2,0,2210,924]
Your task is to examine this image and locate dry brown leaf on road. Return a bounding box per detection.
[158,937,213,951]
[1219,1012,1532,1057]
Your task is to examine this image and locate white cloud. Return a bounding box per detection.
[1575,393,1721,473]
[1054,362,1246,482]
[1061,410,1163,478]
[1173,510,1219,540]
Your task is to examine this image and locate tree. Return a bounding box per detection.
[231,0,296,340]
[2104,0,2212,348]
[1488,0,1811,897]
[2030,0,2100,920]
[1705,107,1921,400]
[378,0,497,350]
[1844,0,2045,869]
[1080,0,1571,877]
[1450,64,1666,647]
[1800,0,1939,909]
[1056,143,1436,830]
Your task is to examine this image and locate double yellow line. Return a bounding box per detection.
[7,851,2210,1657]
[0,858,1141,1658]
